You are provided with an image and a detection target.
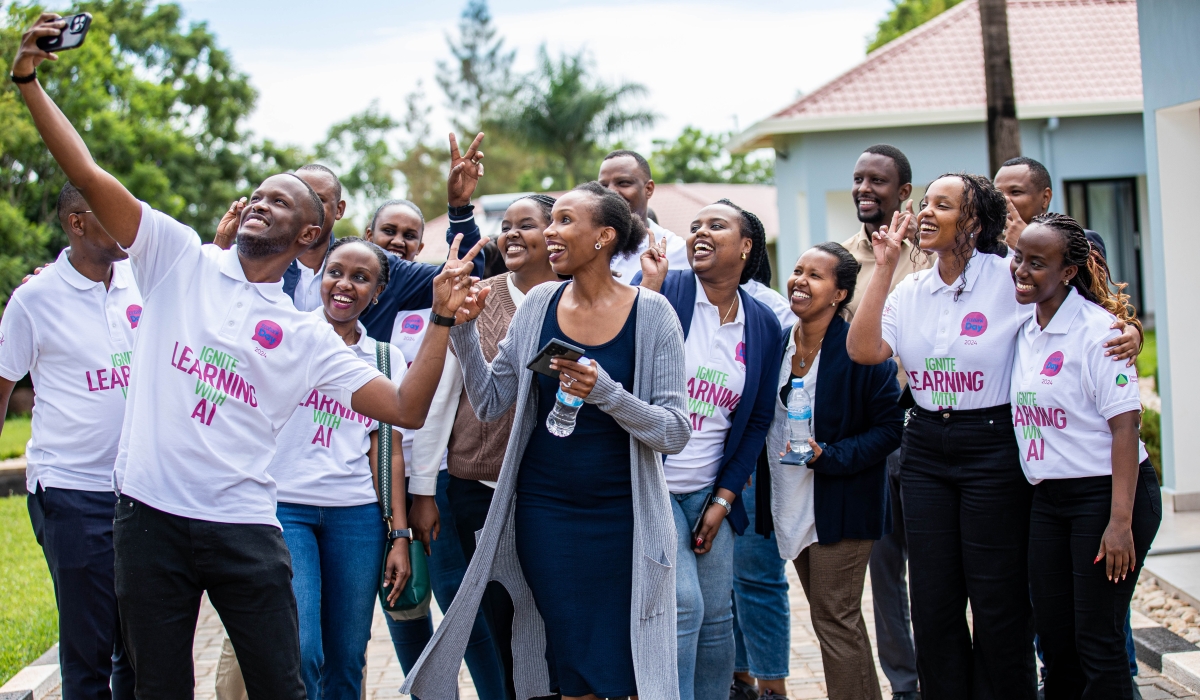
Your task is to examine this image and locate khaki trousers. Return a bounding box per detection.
[794,538,884,700]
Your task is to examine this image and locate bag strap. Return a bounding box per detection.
[375,340,393,523]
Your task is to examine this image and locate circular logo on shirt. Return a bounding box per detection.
[960,312,988,338]
[126,304,142,329]
[399,314,424,335]
[1116,374,1129,388]
[251,320,284,349]
[1041,351,1065,377]
[735,341,746,366]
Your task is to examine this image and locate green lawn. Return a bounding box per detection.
[0,416,31,460]
[0,495,56,684]
[1138,329,1158,388]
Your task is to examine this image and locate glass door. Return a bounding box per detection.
[1064,178,1143,312]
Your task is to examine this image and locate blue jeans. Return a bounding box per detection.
[673,488,736,700]
[387,470,507,700]
[732,475,791,680]
[277,501,383,700]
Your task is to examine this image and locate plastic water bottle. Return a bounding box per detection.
[546,357,590,437]
[786,378,814,463]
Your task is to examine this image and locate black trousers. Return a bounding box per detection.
[1030,460,1161,700]
[447,474,517,700]
[28,487,135,700]
[112,495,305,700]
[901,404,1037,700]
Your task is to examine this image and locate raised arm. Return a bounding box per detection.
[13,15,141,246]
[847,211,909,365]
[351,234,486,427]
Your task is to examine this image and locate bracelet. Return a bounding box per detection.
[388,528,413,541]
[429,311,455,327]
[712,496,732,515]
[10,69,36,84]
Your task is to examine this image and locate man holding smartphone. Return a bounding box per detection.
[12,14,482,699]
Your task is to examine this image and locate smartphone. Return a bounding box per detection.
[36,13,92,52]
[526,338,585,380]
[690,492,715,542]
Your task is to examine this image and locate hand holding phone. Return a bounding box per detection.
[527,339,585,380]
[36,13,91,53]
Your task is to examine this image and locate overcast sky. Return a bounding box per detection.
[125,0,893,152]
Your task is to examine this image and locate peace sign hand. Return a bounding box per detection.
[431,233,487,319]
[871,209,911,270]
[448,132,485,207]
[638,229,669,291]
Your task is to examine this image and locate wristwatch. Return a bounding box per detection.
[388,528,413,541]
[712,496,733,515]
[429,311,455,327]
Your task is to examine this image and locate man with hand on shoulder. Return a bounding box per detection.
[0,182,139,700]
[12,15,483,698]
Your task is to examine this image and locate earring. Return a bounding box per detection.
[1064,279,1070,287]
[372,298,379,305]
[831,302,836,307]
[594,242,602,250]
[741,252,747,260]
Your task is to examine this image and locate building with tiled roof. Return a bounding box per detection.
[731,0,1153,319]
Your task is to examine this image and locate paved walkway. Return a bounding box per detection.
[186,562,889,700]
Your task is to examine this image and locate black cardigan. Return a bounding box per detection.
[756,314,904,545]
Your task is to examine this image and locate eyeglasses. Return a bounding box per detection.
[72,210,92,215]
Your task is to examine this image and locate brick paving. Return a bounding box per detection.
[72,562,1190,700]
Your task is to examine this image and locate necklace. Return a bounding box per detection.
[721,297,738,324]
[796,333,825,369]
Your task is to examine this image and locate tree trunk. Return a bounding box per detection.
[980,0,1021,175]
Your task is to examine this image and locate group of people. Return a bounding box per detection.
[1,13,1160,700]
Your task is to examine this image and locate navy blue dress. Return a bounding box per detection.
[516,283,639,696]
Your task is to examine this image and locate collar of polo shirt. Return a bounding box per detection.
[218,247,289,304]
[926,249,983,296]
[54,248,133,291]
[1027,287,1086,337]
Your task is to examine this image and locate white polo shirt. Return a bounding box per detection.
[271,310,407,507]
[114,203,383,526]
[664,276,748,494]
[0,250,141,493]
[391,307,450,478]
[881,251,1031,411]
[1011,288,1147,483]
[291,260,325,312]
[611,219,690,285]
[744,279,797,328]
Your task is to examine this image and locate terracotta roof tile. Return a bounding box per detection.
[772,0,1140,121]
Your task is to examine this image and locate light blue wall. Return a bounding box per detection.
[1137,0,1200,491]
[770,114,1146,291]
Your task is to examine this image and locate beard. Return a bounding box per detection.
[855,201,886,225]
[237,229,293,259]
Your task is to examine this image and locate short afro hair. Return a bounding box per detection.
[602,149,652,180]
[862,144,912,186]
[283,172,325,229]
[1000,156,1052,193]
[369,199,425,235]
[297,163,343,203]
[56,182,87,231]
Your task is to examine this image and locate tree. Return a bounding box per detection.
[651,127,773,185]
[436,0,514,133]
[867,0,965,51]
[980,0,1021,173]
[394,85,450,221]
[316,102,400,209]
[496,48,655,188]
[0,1,304,304]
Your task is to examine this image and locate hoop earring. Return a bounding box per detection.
[595,242,602,250]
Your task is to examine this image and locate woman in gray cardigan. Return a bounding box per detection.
[401,182,691,700]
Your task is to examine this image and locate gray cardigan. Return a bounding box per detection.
[400,281,690,700]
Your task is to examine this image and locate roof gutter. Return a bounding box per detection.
[729,99,1143,153]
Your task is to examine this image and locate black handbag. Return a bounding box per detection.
[375,340,432,620]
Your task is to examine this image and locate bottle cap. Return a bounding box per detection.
[792,378,804,388]
[578,357,591,366]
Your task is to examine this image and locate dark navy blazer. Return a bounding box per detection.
[283,204,485,342]
[786,314,903,544]
[634,269,784,536]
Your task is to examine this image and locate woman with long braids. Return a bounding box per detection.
[847,174,1144,698]
[402,182,689,700]
[267,237,411,700]
[634,200,783,700]
[1011,213,1160,700]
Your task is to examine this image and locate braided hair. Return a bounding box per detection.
[326,236,390,300]
[573,182,646,258]
[519,194,557,226]
[1030,213,1139,328]
[714,199,770,286]
[921,172,1008,300]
